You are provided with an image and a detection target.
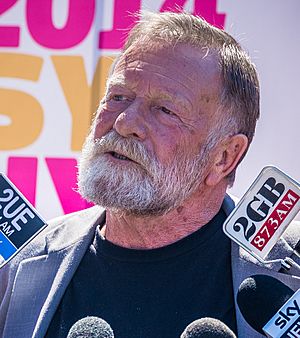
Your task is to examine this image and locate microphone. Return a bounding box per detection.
[180,317,236,337]
[67,316,114,338]
[237,274,300,337]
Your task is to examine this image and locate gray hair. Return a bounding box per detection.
[122,11,260,184]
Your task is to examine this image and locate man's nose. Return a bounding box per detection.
[113,99,147,140]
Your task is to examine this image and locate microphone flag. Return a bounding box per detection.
[223,166,300,262]
[0,173,47,269]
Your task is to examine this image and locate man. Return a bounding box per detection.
[1,11,299,338]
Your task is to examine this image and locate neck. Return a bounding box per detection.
[103,184,227,249]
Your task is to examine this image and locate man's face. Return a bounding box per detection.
[78,42,222,216]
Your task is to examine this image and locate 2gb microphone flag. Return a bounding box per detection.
[223,166,300,261]
[0,173,47,269]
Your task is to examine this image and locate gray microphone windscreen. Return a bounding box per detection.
[67,316,114,338]
[180,317,236,337]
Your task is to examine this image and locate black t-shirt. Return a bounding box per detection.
[46,208,236,338]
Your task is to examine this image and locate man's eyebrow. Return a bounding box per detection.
[157,89,192,110]
[106,75,126,88]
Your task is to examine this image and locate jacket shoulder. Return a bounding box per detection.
[0,206,104,295]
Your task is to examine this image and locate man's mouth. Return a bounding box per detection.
[109,151,132,161]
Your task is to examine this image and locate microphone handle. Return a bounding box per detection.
[279,257,300,277]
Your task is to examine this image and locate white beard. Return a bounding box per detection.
[77,130,214,216]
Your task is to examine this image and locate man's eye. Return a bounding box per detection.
[160,106,173,115]
[112,94,126,101]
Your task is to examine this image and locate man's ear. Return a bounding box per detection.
[205,134,248,187]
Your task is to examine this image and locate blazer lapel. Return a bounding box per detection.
[4,252,65,338]
[3,206,105,338]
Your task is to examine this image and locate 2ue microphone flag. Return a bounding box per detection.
[0,173,46,268]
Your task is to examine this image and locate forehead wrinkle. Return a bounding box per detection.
[118,60,199,90]
[121,45,219,84]
[116,58,221,103]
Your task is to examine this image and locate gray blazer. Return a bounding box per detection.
[0,196,299,338]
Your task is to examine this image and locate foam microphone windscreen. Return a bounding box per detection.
[237,274,294,334]
[180,317,236,337]
[67,316,114,338]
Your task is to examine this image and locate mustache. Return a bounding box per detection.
[90,131,155,170]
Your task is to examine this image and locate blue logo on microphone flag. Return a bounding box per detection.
[0,174,47,267]
[0,231,17,260]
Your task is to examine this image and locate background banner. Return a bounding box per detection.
[0,0,299,220]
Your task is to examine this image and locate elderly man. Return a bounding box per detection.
[1,11,299,338]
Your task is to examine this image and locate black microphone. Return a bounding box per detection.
[237,274,298,336]
[67,316,114,338]
[180,317,236,337]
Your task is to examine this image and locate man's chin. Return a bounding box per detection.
[79,185,181,218]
